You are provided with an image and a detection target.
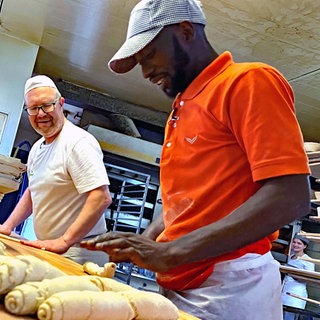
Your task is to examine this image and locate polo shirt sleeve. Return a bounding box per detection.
[227,66,309,182]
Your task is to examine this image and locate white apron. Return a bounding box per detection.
[164,252,282,320]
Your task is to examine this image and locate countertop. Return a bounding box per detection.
[0,236,200,320]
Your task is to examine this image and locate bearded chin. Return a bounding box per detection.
[166,69,188,98]
[165,37,191,98]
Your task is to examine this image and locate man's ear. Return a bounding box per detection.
[178,21,195,41]
[59,97,65,107]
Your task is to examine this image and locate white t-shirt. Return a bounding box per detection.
[27,120,109,240]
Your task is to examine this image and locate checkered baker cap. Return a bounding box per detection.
[108,0,206,74]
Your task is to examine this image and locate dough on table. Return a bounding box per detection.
[4,275,102,315]
[83,261,117,278]
[0,255,65,294]
[120,289,179,320]
[17,255,66,280]
[36,288,179,320]
[37,290,135,320]
[0,256,27,294]
[89,276,134,292]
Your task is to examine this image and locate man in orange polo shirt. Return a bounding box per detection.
[81,0,310,318]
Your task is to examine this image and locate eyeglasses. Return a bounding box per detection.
[24,98,59,116]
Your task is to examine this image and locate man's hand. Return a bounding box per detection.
[20,236,70,254]
[80,232,176,273]
[0,224,13,236]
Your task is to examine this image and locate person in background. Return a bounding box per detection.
[0,75,112,265]
[81,0,310,318]
[282,234,315,320]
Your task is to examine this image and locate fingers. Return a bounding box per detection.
[80,232,168,271]
[80,232,132,248]
[108,247,146,266]
[20,240,43,249]
[88,238,132,257]
[80,233,142,264]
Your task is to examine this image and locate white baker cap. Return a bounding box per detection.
[24,75,58,96]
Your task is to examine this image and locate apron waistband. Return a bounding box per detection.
[214,251,275,272]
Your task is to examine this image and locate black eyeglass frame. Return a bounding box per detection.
[24,98,59,115]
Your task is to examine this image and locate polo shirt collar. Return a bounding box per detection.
[180,51,234,101]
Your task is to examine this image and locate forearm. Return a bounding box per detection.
[142,214,165,240]
[63,185,112,246]
[168,174,310,266]
[2,188,33,231]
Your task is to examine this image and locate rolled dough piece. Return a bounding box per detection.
[89,276,134,292]
[37,290,135,320]
[4,275,102,315]
[121,289,179,320]
[0,255,65,294]
[0,256,28,294]
[83,261,117,278]
[102,262,117,277]
[17,255,65,281]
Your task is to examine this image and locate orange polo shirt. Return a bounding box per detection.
[156,51,310,291]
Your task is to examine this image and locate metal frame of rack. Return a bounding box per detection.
[105,163,154,286]
[112,176,150,234]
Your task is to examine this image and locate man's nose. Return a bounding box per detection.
[37,108,47,116]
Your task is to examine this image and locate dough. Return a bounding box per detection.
[0,256,29,294]
[4,275,102,315]
[89,276,134,292]
[83,261,117,278]
[17,255,65,281]
[121,289,179,320]
[37,290,135,320]
[0,255,65,294]
[36,289,179,320]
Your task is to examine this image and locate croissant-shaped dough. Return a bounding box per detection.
[83,261,117,278]
[0,255,65,294]
[89,276,134,292]
[37,290,135,320]
[0,256,29,294]
[120,289,179,320]
[17,255,65,281]
[36,289,179,320]
[4,275,102,315]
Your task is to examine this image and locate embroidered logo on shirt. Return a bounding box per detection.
[185,136,198,144]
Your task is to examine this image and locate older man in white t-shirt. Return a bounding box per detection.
[0,75,112,265]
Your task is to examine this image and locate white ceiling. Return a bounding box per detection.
[1,0,320,141]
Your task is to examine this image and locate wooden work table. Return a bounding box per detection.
[0,236,199,320]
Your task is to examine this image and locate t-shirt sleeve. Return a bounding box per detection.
[67,134,110,193]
